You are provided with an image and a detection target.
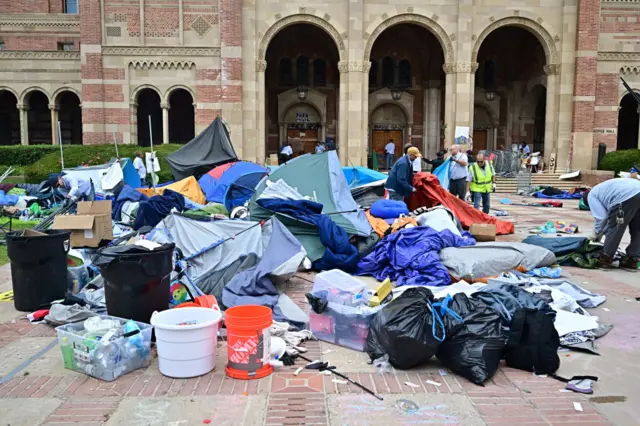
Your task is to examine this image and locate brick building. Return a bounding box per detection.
[0,0,639,170]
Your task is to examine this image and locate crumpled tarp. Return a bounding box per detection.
[256,198,359,272]
[112,184,148,220]
[410,173,514,235]
[133,189,185,230]
[138,176,206,205]
[440,242,557,279]
[522,235,601,269]
[356,226,476,286]
[532,190,582,199]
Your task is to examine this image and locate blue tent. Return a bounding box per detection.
[198,161,268,211]
[342,166,387,188]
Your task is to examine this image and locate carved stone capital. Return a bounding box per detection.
[17,104,28,111]
[362,61,372,73]
[338,61,349,74]
[442,62,478,74]
[130,101,138,108]
[544,64,560,75]
[442,63,456,74]
[161,102,170,110]
[256,60,267,72]
[48,104,59,111]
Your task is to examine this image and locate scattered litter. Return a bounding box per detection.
[396,399,419,413]
[202,420,211,425]
[324,371,332,376]
[425,380,442,387]
[603,308,610,312]
[293,367,303,376]
[625,299,632,302]
[321,349,333,355]
[559,389,572,393]
[533,373,548,378]
[242,391,248,396]
[522,388,531,393]
[404,381,421,388]
[332,379,348,385]
[439,370,448,376]
[573,402,583,412]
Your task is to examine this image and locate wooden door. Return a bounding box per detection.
[287,129,318,155]
[472,130,488,152]
[372,130,403,155]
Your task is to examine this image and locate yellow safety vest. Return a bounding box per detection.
[469,161,495,193]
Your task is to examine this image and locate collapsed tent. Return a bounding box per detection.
[166,117,238,180]
[343,167,387,188]
[150,214,306,325]
[63,158,141,195]
[410,173,514,235]
[138,176,206,205]
[198,162,268,211]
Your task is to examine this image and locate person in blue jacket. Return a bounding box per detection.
[385,146,422,201]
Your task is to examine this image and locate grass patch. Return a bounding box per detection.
[0,218,41,265]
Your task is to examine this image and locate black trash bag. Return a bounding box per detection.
[505,308,560,375]
[365,287,445,369]
[436,293,507,385]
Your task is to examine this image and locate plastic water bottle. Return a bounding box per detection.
[60,337,75,370]
[85,362,104,379]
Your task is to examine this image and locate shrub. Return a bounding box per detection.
[0,146,59,166]
[22,144,183,183]
[599,149,640,174]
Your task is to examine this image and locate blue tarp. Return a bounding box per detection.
[198,162,268,211]
[521,236,588,256]
[0,191,19,206]
[532,190,582,199]
[343,166,387,188]
[357,226,476,286]
[112,184,148,220]
[433,160,451,190]
[256,198,359,272]
[133,189,185,230]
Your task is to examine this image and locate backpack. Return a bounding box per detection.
[505,307,560,375]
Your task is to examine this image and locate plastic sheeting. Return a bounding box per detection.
[440,242,556,279]
[138,176,206,205]
[410,173,514,235]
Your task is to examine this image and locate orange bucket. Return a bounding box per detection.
[224,305,273,380]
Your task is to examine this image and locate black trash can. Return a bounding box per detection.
[7,230,71,312]
[94,243,175,324]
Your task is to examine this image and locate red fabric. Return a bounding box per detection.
[409,173,514,235]
[206,162,235,179]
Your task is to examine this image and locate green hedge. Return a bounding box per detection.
[19,144,183,183]
[599,149,640,174]
[0,146,60,166]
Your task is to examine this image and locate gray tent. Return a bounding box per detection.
[166,117,238,180]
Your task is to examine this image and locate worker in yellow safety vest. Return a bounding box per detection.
[468,153,496,214]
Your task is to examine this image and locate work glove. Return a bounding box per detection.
[465,192,472,202]
[589,230,604,243]
[492,183,497,193]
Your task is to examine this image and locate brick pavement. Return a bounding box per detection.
[0,196,637,424]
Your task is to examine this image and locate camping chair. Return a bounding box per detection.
[526,152,541,173]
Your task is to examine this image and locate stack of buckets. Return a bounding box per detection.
[152,304,274,380]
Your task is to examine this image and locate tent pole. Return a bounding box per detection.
[112,131,119,158]
[148,115,157,193]
[57,121,64,170]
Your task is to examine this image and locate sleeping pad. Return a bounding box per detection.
[356,226,475,286]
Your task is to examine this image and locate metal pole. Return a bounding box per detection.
[112,131,119,158]
[57,121,64,170]
[148,115,156,192]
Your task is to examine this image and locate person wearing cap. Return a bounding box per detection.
[582,178,640,269]
[385,146,422,202]
[48,173,95,202]
[404,143,422,173]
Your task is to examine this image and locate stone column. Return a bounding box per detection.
[407,122,413,145]
[338,61,349,165]
[130,101,138,145]
[452,62,476,147]
[17,104,28,146]
[256,60,267,163]
[192,102,197,137]
[361,62,371,167]
[426,83,441,158]
[468,63,479,136]
[443,63,456,148]
[543,64,559,163]
[321,122,326,144]
[49,104,59,145]
[161,102,169,144]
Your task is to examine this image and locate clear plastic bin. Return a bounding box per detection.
[309,302,383,352]
[312,269,369,307]
[55,315,153,381]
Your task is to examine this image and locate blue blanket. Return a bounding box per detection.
[532,190,581,199]
[256,198,359,272]
[133,189,185,230]
[0,190,19,206]
[357,226,476,286]
[112,185,148,220]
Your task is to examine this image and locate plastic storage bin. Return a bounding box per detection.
[312,269,369,306]
[309,301,383,352]
[55,315,153,381]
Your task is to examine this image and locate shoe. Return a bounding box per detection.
[620,256,640,271]
[597,254,614,269]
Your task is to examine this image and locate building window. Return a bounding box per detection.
[57,42,74,51]
[398,60,411,87]
[296,56,309,86]
[64,0,78,14]
[0,42,6,51]
[369,61,378,87]
[313,58,326,87]
[382,57,394,87]
[279,58,293,86]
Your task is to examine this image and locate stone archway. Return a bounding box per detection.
[370,103,408,170]
[617,92,640,151]
[55,90,83,145]
[0,89,20,145]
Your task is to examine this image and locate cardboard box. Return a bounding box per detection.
[52,200,113,247]
[469,223,496,242]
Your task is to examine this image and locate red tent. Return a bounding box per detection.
[409,173,514,235]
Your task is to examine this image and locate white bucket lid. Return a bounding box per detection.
[151,307,222,331]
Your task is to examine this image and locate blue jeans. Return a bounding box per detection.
[385,153,395,170]
[473,191,490,214]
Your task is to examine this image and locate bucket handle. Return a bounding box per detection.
[150,311,158,326]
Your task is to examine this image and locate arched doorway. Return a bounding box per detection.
[56,91,82,145]
[281,101,323,155]
[617,93,639,151]
[136,88,162,146]
[473,104,497,152]
[26,90,52,145]
[474,26,547,153]
[0,90,20,145]
[265,23,340,158]
[367,23,446,162]
[168,88,195,143]
[370,104,407,169]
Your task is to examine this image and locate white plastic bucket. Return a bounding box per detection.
[151,307,222,378]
